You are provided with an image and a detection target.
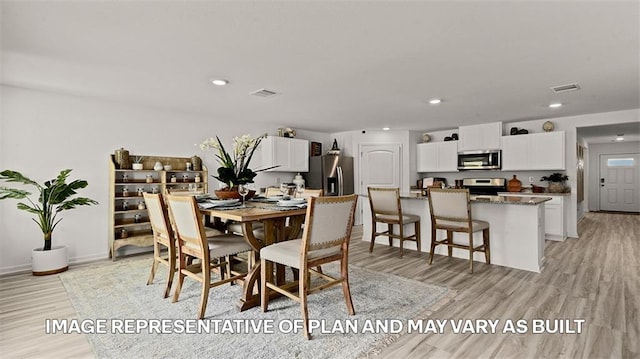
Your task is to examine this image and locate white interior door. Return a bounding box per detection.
[357,144,402,225]
[360,144,402,190]
[599,153,640,212]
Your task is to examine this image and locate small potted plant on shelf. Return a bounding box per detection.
[132,156,144,170]
[540,172,569,193]
[200,133,279,199]
[0,169,98,275]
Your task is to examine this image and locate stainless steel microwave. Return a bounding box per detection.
[457,150,501,171]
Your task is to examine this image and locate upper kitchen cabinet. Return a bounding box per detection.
[256,136,309,172]
[458,122,502,151]
[416,141,458,172]
[502,131,565,170]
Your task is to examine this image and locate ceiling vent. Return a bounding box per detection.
[249,88,278,97]
[551,83,581,93]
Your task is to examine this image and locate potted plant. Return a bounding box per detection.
[200,133,278,199]
[132,156,144,170]
[540,172,569,193]
[0,169,98,275]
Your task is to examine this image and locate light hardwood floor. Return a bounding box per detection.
[1,212,638,358]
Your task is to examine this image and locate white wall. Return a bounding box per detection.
[0,86,328,274]
[586,141,640,211]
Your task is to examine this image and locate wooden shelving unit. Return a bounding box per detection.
[109,154,208,260]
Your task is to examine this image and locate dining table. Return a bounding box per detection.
[200,199,307,311]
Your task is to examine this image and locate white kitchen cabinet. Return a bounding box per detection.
[257,136,309,172]
[458,122,502,151]
[530,132,565,170]
[416,141,458,172]
[499,193,567,241]
[502,131,565,170]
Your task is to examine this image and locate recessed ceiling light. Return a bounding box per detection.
[549,103,562,108]
[211,79,229,86]
[382,127,390,131]
[615,134,625,141]
[429,98,442,105]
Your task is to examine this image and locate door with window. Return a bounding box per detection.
[599,154,640,212]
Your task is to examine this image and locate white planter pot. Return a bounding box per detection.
[132,163,144,170]
[32,245,68,276]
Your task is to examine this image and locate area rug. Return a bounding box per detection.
[60,259,452,359]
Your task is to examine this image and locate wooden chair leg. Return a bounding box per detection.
[468,232,474,274]
[446,230,453,257]
[483,228,491,264]
[369,220,377,253]
[415,221,421,254]
[300,270,311,340]
[172,268,185,303]
[398,224,404,258]
[164,252,176,299]
[429,227,437,265]
[198,262,211,319]
[341,257,355,315]
[147,258,158,285]
[260,258,271,312]
[388,223,393,247]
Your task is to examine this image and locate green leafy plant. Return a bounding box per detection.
[0,169,98,250]
[540,173,569,182]
[200,133,279,189]
[133,156,144,164]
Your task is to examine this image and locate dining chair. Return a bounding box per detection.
[264,187,282,197]
[260,194,358,339]
[166,194,252,319]
[367,187,421,258]
[295,188,323,199]
[426,188,491,273]
[143,193,177,298]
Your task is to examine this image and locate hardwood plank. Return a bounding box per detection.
[0,212,638,358]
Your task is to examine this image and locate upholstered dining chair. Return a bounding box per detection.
[295,188,323,199]
[426,188,491,273]
[367,187,421,258]
[143,193,177,298]
[166,194,252,319]
[260,194,358,340]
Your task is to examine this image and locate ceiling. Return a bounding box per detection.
[577,122,640,144]
[2,1,639,134]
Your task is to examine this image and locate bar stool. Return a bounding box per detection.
[426,188,491,273]
[367,187,421,258]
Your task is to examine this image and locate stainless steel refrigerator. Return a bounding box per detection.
[307,155,354,196]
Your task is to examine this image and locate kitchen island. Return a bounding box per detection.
[361,194,552,273]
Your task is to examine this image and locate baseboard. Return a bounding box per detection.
[0,252,109,277]
[0,263,32,276]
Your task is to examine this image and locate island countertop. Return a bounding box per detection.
[361,191,548,273]
[392,193,553,205]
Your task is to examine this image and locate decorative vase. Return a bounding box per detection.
[32,245,68,276]
[153,161,163,171]
[547,182,565,193]
[114,148,131,169]
[507,175,522,192]
[191,155,202,171]
[132,163,144,170]
[293,173,305,188]
[214,187,256,200]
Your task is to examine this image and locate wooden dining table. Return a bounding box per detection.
[201,201,307,311]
